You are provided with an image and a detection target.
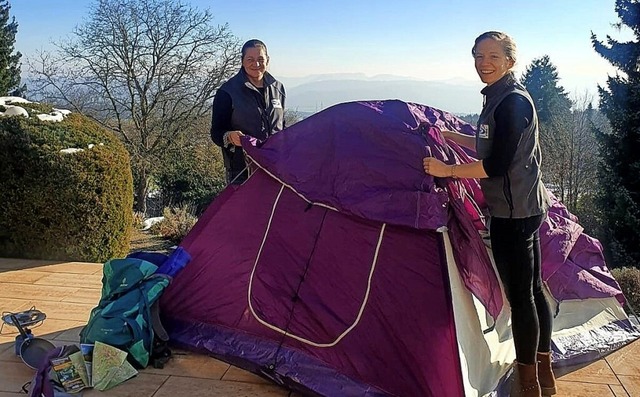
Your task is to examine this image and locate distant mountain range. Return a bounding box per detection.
[280,73,484,116]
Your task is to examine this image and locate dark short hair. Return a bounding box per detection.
[241,39,268,60]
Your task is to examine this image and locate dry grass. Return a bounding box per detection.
[148,206,198,244]
[129,227,175,254]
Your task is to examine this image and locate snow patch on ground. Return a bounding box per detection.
[0,96,30,105]
[60,143,104,154]
[0,96,71,122]
[3,106,29,117]
[142,217,165,230]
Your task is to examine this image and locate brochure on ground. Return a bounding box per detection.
[92,341,138,391]
[50,352,90,393]
[80,343,94,386]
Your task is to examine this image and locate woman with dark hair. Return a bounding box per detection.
[423,31,555,397]
[211,39,286,184]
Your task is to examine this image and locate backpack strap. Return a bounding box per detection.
[141,284,154,346]
[150,300,169,342]
[122,313,149,368]
[122,316,143,342]
[146,274,172,342]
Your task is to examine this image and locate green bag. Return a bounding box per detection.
[80,258,170,368]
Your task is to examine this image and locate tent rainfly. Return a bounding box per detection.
[160,100,639,397]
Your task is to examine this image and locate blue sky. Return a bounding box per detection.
[8,0,633,97]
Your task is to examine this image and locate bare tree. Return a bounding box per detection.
[284,108,305,127]
[564,92,602,211]
[540,92,603,213]
[572,98,611,236]
[27,0,240,213]
[539,115,571,202]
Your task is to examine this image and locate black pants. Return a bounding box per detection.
[490,214,553,365]
[222,147,249,185]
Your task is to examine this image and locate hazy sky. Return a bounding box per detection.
[9,0,633,97]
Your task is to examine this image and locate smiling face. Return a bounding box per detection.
[242,46,269,87]
[473,38,515,86]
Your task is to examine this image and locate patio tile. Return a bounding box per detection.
[0,270,49,284]
[610,384,631,397]
[52,325,85,343]
[82,372,168,397]
[0,342,22,364]
[16,300,95,322]
[0,298,32,315]
[556,380,616,396]
[557,358,619,384]
[22,261,103,275]
[34,272,103,289]
[61,288,102,305]
[151,375,289,397]
[607,340,640,376]
[618,376,640,397]
[144,350,230,379]
[0,338,15,359]
[0,361,35,393]
[0,282,79,302]
[223,365,273,384]
[0,392,26,396]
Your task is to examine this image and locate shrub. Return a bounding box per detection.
[0,104,133,262]
[149,205,198,244]
[611,267,640,314]
[155,133,226,216]
[132,211,146,229]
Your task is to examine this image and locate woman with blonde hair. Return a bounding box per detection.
[423,31,555,397]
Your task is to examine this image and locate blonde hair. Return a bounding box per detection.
[472,31,517,63]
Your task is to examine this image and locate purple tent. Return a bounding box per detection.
[160,101,637,397]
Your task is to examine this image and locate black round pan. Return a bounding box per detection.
[10,314,56,370]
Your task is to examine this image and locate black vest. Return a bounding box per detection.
[218,69,286,182]
[476,74,550,218]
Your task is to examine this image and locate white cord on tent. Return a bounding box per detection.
[247,182,386,347]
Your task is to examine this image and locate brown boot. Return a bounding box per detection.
[510,362,541,397]
[537,352,557,396]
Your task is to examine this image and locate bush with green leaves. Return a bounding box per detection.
[611,267,640,315]
[155,140,226,215]
[0,103,133,262]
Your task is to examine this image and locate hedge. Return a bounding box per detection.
[0,103,133,262]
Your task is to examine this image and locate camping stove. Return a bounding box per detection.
[1,307,47,355]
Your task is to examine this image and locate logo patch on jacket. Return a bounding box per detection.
[271,99,282,109]
[479,124,490,139]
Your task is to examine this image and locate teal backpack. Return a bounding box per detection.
[80,258,170,368]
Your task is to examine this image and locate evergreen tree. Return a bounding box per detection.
[591,0,640,268]
[520,55,572,123]
[521,56,575,204]
[0,0,24,96]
